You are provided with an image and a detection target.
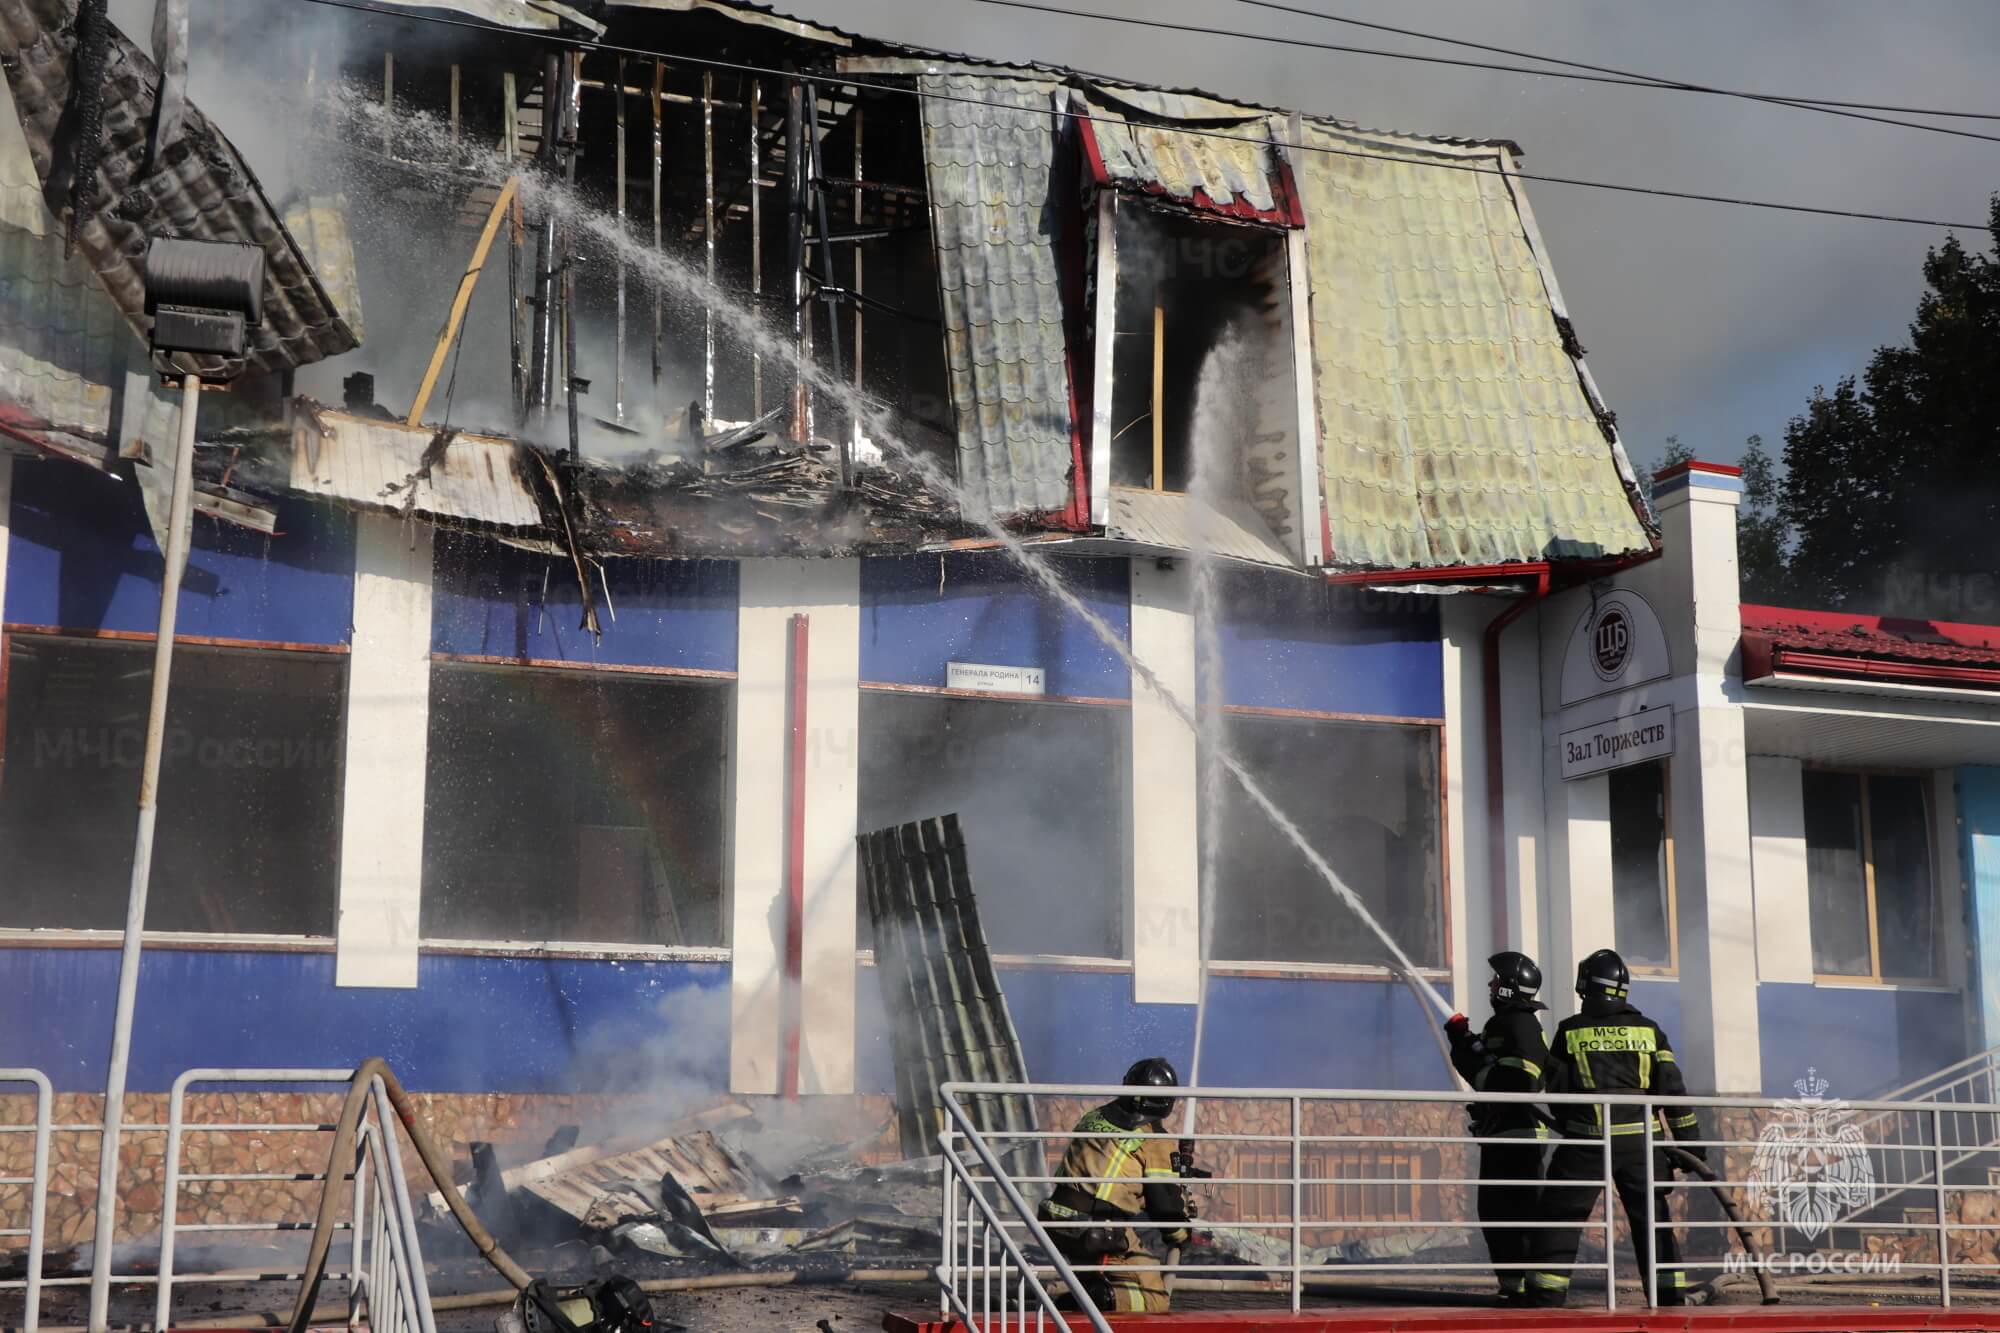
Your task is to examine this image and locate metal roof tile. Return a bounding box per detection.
[916,74,1074,520]
[1298,123,1649,571]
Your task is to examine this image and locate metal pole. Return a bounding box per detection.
[750,78,764,415]
[703,69,716,426]
[530,52,561,414]
[806,84,848,486]
[786,77,807,441]
[562,50,582,459]
[1602,1100,1616,1311]
[851,104,864,453]
[1936,1105,1951,1307]
[614,54,627,424]
[651,61,664,389]
[1643,1109,1657,1307]
[88,372,201,1332]
[1290,1095,1302,1313]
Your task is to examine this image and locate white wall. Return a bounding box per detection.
[1441,598,1484,1014]
[334,515,433,989]
[1130,558,1200,1004]
[1541,769,1615,1023]
[728,558,861,1095]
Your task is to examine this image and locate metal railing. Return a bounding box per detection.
[0,1068,435,1333]
[0,1071,53,1333]
[1838,1046,2000,1227]
[941,1080,2000,1323]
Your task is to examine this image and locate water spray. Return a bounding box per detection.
[343,93,1459,1034]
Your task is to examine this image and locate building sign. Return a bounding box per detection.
[946,661,1046,696]
[1560,590,1672,706]
[1560,709,1675,780]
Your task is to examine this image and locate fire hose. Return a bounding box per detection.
[287,1058,534,1333]
[1660,1144,1779,1305]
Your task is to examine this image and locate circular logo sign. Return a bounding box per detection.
[1590,604,1633,682]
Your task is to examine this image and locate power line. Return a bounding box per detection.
[1219,0,2000,141]
[293,0,1994,232]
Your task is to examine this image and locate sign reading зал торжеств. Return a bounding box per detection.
[1559,709,1675,780]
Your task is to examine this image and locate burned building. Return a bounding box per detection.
[0,0,1769,1263]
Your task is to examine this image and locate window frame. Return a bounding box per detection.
[1803,765,1942,986]
[1610,759,1679,978]
[0,624,351,946]
[855,679,1136,966]
[1203,703,1452,978]
[417,650,738,956]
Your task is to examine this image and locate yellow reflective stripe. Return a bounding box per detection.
[1638,1052,1651,1090]
[1529,1273,1571,1290]
[1143,1168,1177,1177]
[1670,1114,1699,1129]
[1656,1050,1677,1064]
[1497,1056,1543,1079]
[1575,1048,1596,1089]
[1094,1138,1143,1202]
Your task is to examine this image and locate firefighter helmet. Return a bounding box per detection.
[1576,948,1631,1001]
[1488,951,1546,1009]
[1119,1057,1179,1120]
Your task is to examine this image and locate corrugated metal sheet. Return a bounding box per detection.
[916,73,1074,521]
[1106,488,1293,568]
[291,408,544,530]
[0,0,358,379]
[1297,122,1650,570]
[362,0,601,33]
[1078,92,1282,218]
[610,0,850,45]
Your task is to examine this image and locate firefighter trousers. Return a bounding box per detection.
[1048,1226,1172,1313]
[1477,1140,1546,1299]
[1527,1141,1687,1308]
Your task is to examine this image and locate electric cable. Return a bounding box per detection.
[1221,0,2000,136]
[293,0,1993,233]
[973,0,2000,147]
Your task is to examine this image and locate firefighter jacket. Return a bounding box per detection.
[1042,1103,1191,1243]
[1545,997,1702,1145]
[1448,1002,1551,1139]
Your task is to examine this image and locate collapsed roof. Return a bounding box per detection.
[0,0,1655,580]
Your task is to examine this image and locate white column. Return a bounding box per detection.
[1542,769,1616,1023]
[728,558,861,1095]
[1655,465,1761,1092]
[1441,598,1486,1014]
[334,515,433,989]
[1131,557,1200,1004]
[1500,612,1546,959]
[1748,756,1813,983]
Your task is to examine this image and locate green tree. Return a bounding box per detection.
[1774,196,2000,616]
[1736,434,1789,603]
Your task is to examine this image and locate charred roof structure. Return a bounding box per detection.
[0,0,1657,616]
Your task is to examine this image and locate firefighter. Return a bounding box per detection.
[1037,1058,1194,1314]
[1444,951,1552,1305]
[1525,949,1705,1308]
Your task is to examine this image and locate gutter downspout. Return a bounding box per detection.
[1482,569,1550,956]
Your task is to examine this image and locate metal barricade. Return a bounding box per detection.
[0,1067,435,1333]
[0,1070,52,1333]
[942,1081,2000,1319]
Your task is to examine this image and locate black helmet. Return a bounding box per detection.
[1118,1057,1178,1120]
[1576,948,1630,1001]
[1488,951,1545,1010]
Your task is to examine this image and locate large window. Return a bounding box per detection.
[857,691,1128,959]
[421,664,731,947]
[1205,714,1444,968]
[0,633,344,935]
[1802,771,1937,981]
[1609,761,1676,972]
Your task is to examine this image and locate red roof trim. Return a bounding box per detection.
[1741,604,2000,689]
[1653,459,1743,484]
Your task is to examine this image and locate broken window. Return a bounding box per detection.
[421,664,731,948]
[857,691,1128,960]
[1107,203,1291,494]
[1803,770,1937,981]
[0,634,344,935]
[1204,714,1443,968]
[1610,761,1675,972]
